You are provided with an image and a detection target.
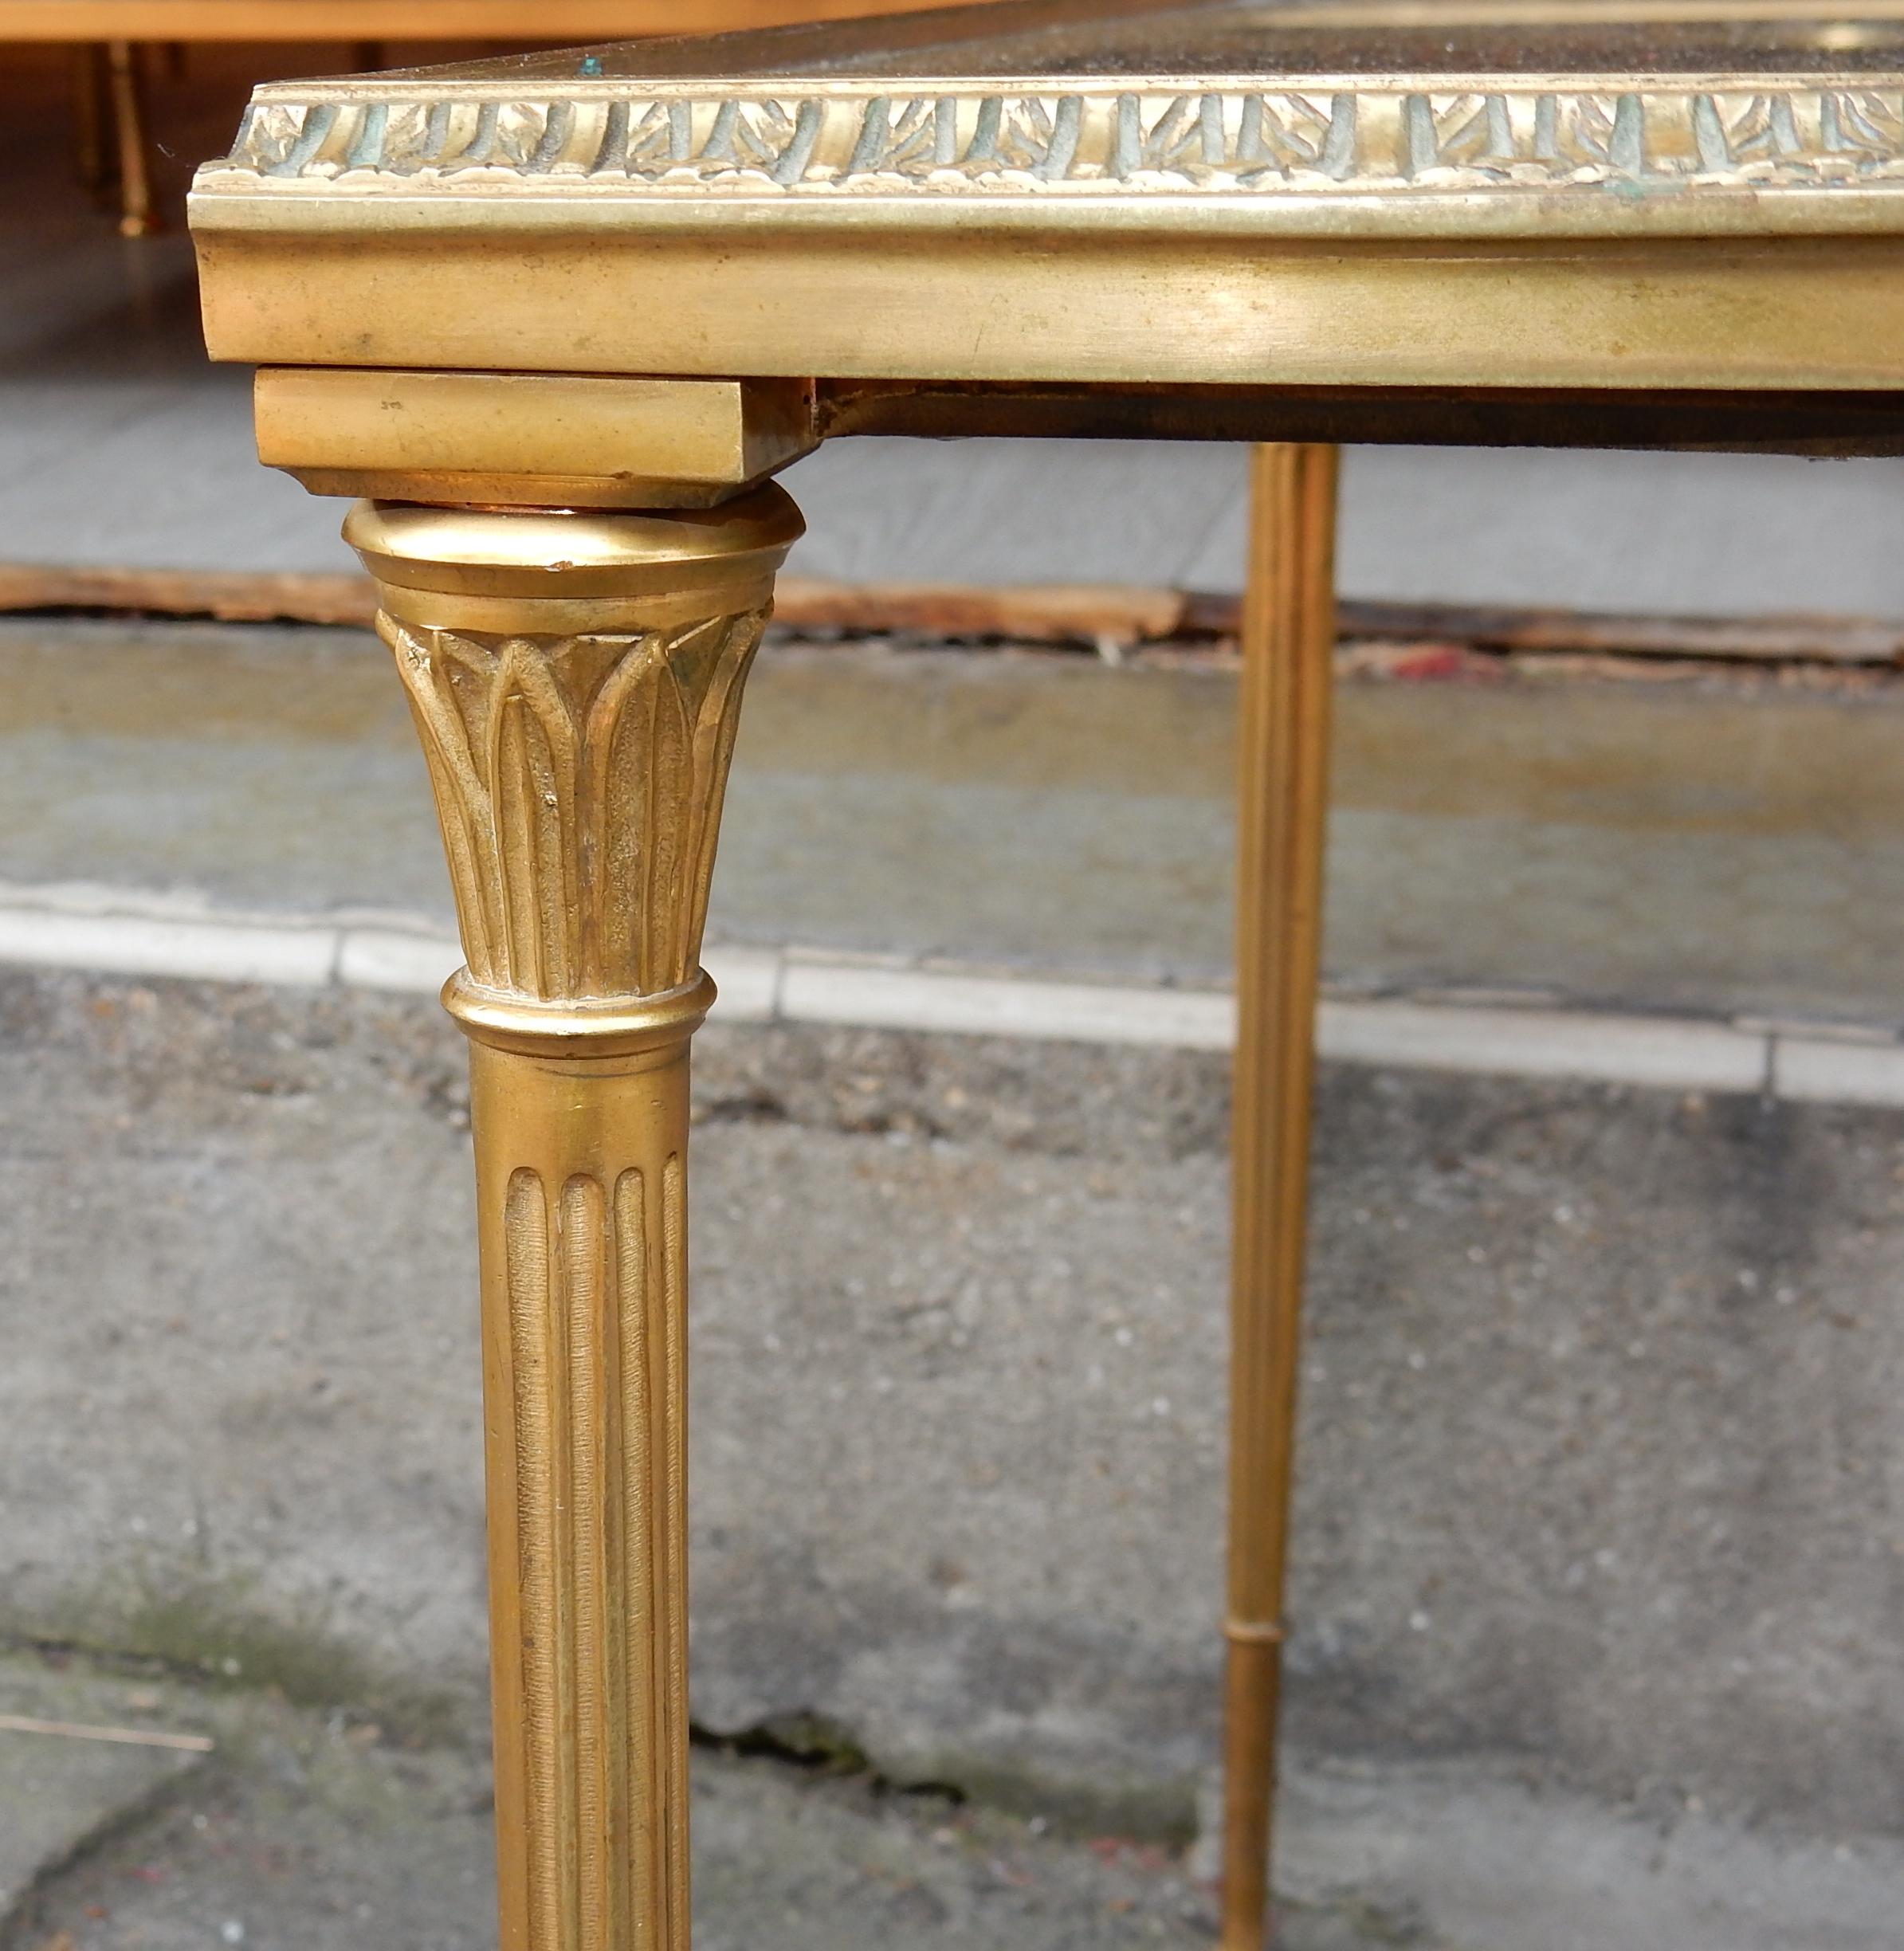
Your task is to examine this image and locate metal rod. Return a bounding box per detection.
[105,40,155,236]
[1219,442,1339,1951]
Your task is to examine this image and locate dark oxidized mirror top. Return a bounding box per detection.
[411,2,1904,81]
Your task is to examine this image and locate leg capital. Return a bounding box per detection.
[347,487,803,1027]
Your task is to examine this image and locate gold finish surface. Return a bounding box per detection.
[1223,443,1338,1951]
[195,71,1904,224]
[196,226,1904,394]
[344,490,800,630]
[467,1038,695,1951]
[259,372,817,509]
[348,485,801,1951]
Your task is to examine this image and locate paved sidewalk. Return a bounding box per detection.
[0,1651,1437,1951]
[14,1639,1904,1951]
[2,969,1903,1949]
[8,1633,1902,1951]
[0,1660,206,1922]
[1,618,1901,1028]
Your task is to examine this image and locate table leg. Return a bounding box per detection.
[1219,444,1339,1950]
[346,485,803,1951]
[105,41,154,237]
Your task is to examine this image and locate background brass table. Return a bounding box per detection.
[7,0,1015,234]
[190,3,1904,1944]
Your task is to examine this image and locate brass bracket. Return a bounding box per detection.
[254,369,819,510]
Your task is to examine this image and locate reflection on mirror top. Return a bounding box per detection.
[418,2,1904,82]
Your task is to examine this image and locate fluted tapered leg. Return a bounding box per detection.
[1221,445,1338,1951]
[472,1037,693,1951]
[349,486,803,1951]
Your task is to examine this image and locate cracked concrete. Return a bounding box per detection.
[2,619,1904,1023]
[0,1651,1435,1951]
[1,970,1902,1945]
[7,1640,1902,1951]
[0,1658,207,1922]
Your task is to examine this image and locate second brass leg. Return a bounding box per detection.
[1219,443,1339,1949]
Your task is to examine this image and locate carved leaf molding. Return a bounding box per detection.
[211,84,1904,193]
[385,611,766,1003]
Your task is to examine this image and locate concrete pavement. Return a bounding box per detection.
[0,1649,1449,1951]
[2,968,1904,1948]
[1,618,1902,1027]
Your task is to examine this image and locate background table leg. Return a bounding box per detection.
[347,487,802,1951]
[104,41,154,237]
[1219,443,1339,1950]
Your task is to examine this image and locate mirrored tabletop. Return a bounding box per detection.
[433,2,1904,81]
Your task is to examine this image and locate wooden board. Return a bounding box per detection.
[2,562,1900,665]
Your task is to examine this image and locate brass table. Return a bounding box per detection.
[188,5,1904,1945]
[14,0,1015,234]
